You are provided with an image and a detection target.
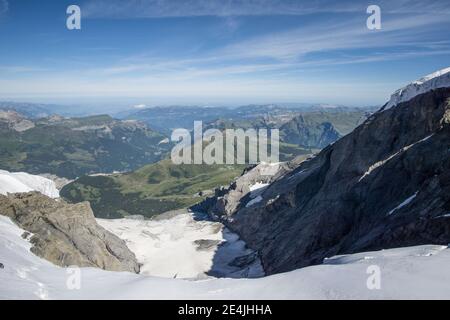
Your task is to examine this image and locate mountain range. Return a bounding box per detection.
[59,107,369,218]
[0,112,170,179]
[0,68,449,299]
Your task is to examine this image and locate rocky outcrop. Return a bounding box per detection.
[197,83,450,275]
[0,110,35,132]
[192,160,303,218]
[0,192,140,273]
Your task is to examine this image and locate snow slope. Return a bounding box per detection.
[1,215,449,300]
[0,170,59,198]
[97,211,264,279]
[384,67,450,110]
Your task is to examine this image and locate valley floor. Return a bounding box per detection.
[1,215,449,300]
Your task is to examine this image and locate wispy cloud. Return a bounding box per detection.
[84,10,450,79]
[217,12,450,62]
[80,0,450,73]
[83,0,362,18]
[82,0,450,18]
[1,0,449,105]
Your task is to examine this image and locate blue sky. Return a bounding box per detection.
[0,0,449,107]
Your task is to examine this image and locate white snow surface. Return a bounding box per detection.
[384,67,450,110]
[0,170,59,198]
[97,211,264,279]
[1,215,450,300]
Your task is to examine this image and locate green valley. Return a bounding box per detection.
[0,111,170,179]
[61,159,246,218]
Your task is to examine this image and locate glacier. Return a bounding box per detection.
[97,212,264,279]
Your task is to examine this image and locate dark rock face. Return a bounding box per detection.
[198,88,450,275]
[0,192,140,273]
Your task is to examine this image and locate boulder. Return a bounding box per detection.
[0,192,140,273]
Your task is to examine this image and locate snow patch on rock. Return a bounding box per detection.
[246,196,263,207]
[387,192,418,215]
[249,182,269,193]
[359,134,434,181]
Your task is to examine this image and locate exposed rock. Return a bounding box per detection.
[21,231,31,239]
[197,86,450,275]
[192,162,287,217]
[193,156,309,219]
[0,192,140,273]
[229,252,259,268]
[194,239,222,251]
[0,110,35,131]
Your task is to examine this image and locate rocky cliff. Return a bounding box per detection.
[0,192,140,273]
[197,70,450,275]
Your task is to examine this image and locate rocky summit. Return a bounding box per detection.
[0,192,140,273]
[197,78,450,275]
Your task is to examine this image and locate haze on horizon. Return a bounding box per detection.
[0,0,449,108]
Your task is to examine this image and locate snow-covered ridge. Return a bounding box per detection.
[0,170,59,198]
[384,67,450,110]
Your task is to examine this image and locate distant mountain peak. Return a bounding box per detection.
[133,104,147,109]
[384,67,450,110]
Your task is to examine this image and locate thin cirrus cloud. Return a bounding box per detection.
[217,13,450,62]
[87,12,450,79]
[78,0,450,71]
[3,5,448,105]
[82,0,362,18]
[82,0,450,18]
[1,0,449,105]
